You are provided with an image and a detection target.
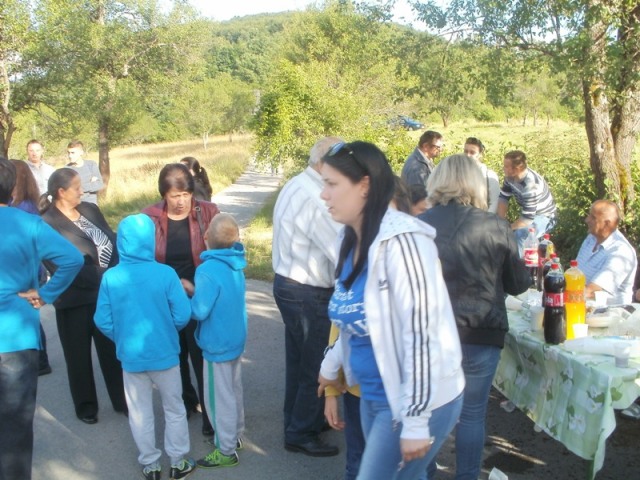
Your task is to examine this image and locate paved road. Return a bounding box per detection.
[31,168,639,479]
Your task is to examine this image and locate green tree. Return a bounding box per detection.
[253,1,409,169]
[20,0,205,189]
[411,0,640,213]
[0,0,30,157]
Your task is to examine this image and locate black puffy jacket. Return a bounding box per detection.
[419,203,530,347]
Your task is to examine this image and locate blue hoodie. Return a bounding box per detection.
[94,214,191,373]
[191,242,247,362]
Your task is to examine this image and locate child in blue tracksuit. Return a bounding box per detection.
[94,214,195,480]
[191,213,247,469]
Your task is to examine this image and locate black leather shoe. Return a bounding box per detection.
[79,415,98,425]
[285,437,339,457]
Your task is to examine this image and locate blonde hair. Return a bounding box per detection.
[205,213,240,249]
[427,154,488,210]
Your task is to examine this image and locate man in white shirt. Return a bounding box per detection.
[272,136,342,457]
[26,140,55,195]
[463,137,500,213]
[576,200,637,304]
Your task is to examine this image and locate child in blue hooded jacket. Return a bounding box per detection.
[191,213,247,469]
[94,214,195,480]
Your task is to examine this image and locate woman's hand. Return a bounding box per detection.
[180,279,195,297]
[18,289,46,309]
[317,373,346,397]
[400,437,434,464]
[324,395,345,431]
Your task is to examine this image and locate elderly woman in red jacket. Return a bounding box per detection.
[142,163,219,437]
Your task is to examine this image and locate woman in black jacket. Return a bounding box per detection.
[40,168,126,424]
[419,154,530,480]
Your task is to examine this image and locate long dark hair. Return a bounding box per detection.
[180,156,212,199]
[10,159,40,207]
[322,141,395,288]
[38,168,79,213]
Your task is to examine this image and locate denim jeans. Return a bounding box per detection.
[0,349,38,480]
[344,392,365,480]
[358,393,463,480]
[274,274,333,444]
[514,215,556,256]
[454,344,502,480]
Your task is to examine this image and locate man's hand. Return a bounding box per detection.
[18,289,46,309]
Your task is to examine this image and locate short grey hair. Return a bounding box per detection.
[427,154,488,210]
[308,136,343,167]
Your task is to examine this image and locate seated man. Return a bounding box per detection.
[576,200,637,304]
[497,150,556,253]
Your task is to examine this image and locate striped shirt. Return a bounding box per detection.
[499,168,556,220]
[272,167,341,287]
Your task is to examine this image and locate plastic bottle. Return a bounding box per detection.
[523,227,539,288]
[564,260,586,340]
[543,263,566,344]
[536,234,555,290]
[552,256,563,274]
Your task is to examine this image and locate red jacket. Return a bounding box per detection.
[142,199,220,267]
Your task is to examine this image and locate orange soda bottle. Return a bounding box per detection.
[564,259,586,340]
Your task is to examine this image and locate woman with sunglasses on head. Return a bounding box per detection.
[317,141,465,480]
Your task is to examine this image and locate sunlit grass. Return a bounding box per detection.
[243,191,277,282]
[97,136,253,227]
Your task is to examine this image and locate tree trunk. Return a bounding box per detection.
[609,2,640,213]
[98,118,110,194]
[581,2,627,212]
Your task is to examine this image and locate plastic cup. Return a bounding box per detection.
[488,467,509,480]
[572,323,589,339]
[614,344,631,368]
[594,291,608,307]
[527,288,542,307]
[530,306,544,331]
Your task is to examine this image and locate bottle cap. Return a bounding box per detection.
[570,259,578,267]
[543,234,550,240]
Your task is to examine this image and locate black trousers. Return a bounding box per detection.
[179,318,211,431]
[55,303,126,418]
[0,349,38,480]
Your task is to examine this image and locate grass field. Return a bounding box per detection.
[54,135,255,228]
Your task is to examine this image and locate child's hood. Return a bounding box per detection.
[116,214,156,263]
[200,242,247,271]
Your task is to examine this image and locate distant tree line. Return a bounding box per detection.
[2,0,637,213]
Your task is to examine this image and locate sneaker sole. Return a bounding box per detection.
[284,443,339,457]
[170,467,195,480]
[196,459,239,469]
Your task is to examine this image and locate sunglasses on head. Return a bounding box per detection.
[327,142,368,172]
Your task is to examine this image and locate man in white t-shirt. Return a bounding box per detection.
[26,140,55,195]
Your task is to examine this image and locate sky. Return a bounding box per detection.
[188,0,420,26]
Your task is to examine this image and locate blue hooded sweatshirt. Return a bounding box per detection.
[94,214,191,373]
[191,242,247,363]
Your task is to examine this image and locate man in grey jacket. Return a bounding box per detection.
[400,130,444,190]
